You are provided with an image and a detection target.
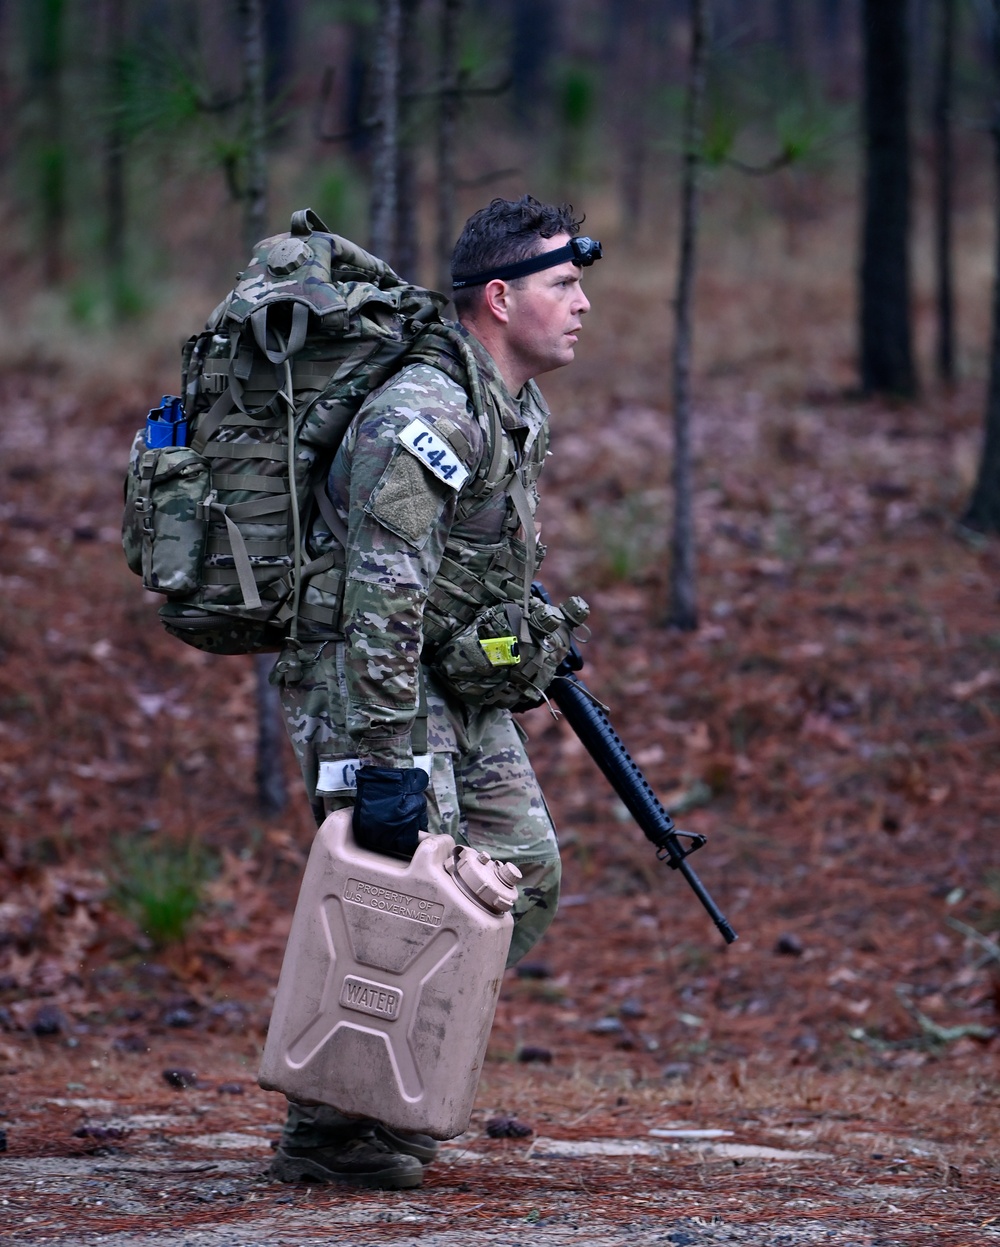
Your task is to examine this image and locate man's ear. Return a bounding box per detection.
[482,278,510,324]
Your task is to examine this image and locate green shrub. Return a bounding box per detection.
[108,833,213,946]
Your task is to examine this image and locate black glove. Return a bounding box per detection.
[353,766,429,859]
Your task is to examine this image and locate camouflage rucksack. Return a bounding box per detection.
[122,208,591,710]
[122,208,475,654]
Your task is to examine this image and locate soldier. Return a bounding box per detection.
[269,194,599,1189]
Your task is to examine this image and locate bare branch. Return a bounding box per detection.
[725,152,796,177]
[401,74,513,104]
[946,916,1000,964]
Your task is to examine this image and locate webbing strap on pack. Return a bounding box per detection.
[206,535,287,559]
[209,504,262,610]
[201,491,291,613]
[209,493,290,521]
[203,440,287,462]
[278,353,304,638]
[312,481,349,546]
[192,380,238,456]
[251,303,309,365]
[192,334,255,453]
[506,473,537,642]
[212,472,288,493]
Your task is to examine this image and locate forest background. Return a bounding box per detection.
[0,1,998,1243]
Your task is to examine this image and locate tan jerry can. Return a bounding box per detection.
[258,808,521,1140]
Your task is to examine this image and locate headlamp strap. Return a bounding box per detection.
[452,237,602,290]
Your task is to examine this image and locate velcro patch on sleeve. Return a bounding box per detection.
[368,451,446,548]
[398,418,470,491]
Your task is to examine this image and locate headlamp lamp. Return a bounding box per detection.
[452,236,603,290]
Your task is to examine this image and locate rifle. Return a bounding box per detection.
[537,585,738,945]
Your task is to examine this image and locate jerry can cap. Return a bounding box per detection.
[450,847,522,914]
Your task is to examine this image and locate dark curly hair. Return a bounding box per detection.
[450,194,583,316]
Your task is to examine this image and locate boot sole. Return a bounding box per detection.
[268,1153,423,1190]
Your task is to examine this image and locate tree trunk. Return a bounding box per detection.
[934,0,956,384]
[912,0,934,109]
[775,0,798,59]
[510,0,555,127]
[104,0,130,316]
[239,0,286,816]
[962,0,1000,533]
[820,0,848,95]
[239,0,268,254]
[822,0,843,43]
[665,0,710,633]
[263,0,296,138]
[435,0,463,291]
[860,0,917,397]
[31,0,67,286]
[370,0,402,259]
[616,0,656,236]
[394,0,421,280]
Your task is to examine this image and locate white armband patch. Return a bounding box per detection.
[397,419,470,491]
[317,754,433,795]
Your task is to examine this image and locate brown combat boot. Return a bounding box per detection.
[268,1127,423,1190]
[373,1122,440,1165]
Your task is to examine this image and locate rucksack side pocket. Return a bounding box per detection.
[122,427,150,577]
[132,446,212,594]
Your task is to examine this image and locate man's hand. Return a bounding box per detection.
[353,767,429,859]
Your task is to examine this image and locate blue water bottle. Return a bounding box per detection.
[145,396,188,448]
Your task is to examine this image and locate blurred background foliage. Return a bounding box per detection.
[6,0,1000,623]
[2,5,1000,1073]
[1,0,993,324]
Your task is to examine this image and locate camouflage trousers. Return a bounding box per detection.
[274,638,561,969]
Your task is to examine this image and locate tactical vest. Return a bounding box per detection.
[301,338,588,711]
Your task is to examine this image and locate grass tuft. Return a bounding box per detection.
[108,833,214,947]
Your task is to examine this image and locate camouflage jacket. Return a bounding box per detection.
[305,326,551,768]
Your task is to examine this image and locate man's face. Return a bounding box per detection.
[501,233,591,383]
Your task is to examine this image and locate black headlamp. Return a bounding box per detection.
[452,236,603,290]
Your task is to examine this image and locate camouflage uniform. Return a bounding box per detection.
[276,330,560,968]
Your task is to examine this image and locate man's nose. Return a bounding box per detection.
[575,289,591,315]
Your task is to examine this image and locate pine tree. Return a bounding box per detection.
[665,0,710,632]
[962,0,1000,533]
[860,0,917,396]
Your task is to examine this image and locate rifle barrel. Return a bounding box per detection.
[550,672,738,945]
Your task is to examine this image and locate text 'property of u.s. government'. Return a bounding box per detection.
[343,878,445,926]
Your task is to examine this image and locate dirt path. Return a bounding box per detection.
[1,1136,991,1246]
[0,1032,994,1246]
